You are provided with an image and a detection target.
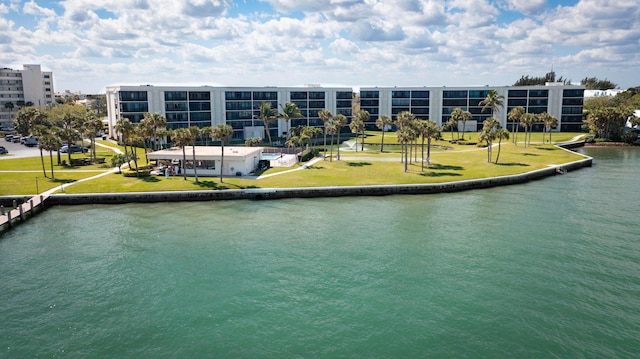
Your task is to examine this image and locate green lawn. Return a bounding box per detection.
[0,133,588,196]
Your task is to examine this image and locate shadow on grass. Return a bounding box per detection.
[495,162,530,167]
[533,146,557,151]
[419,171,463,177]
[306,166,325,170]
[195,180,245,190]
[428,163,464,171]
[522,153,539,156]
[140,176,160,182]
[347,162,372,167]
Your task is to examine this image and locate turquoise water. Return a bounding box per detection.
[1,147,639,358]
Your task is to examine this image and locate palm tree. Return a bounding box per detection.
[480,117,500,163]
[354,110,369,151]
[349,116,364,153]
[333,113,347,160]
[137,116,154,164]
[39,133,62,180]
[143,112,167,151]
[444,116,457,140]
[285,136,300,164]
[245,137,262,147]
[508,106,525,145]
[450,108,472,140]
[396,128,412,172]
[279,102,303,138]
[318,109,332,160]
[326,120,337,162]
[200,126,213,146]
[187,126,201,183]
[32,125,50,177]
[115,117,133,165]
[395,111,415,162]
[257,102,277,146]
[173,128,190,180]
[479,89,505,118]
[211,124,233,183]
[418,120,441,170]
[83,111,103,161]
[494,127,510,164]
[4,101,14,122]
[538,112,558,143]
[520,113,536,147]
[375,114,392,152]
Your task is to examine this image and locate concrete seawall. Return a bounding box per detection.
[0,141,592,210]
[37,156,591,206]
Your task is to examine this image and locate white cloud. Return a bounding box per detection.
[0,0,637,93]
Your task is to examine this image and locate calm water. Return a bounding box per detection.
[1,147,639,358]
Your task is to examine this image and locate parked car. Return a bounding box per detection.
[24,137,39,147]
[60,144,88,153]
[12,136,21,143]
[0,146,8,154]
[5,134,14,141]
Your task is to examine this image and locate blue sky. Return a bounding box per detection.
[1,0,638,94]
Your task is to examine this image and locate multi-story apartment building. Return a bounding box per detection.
[0,64,55,128]
[106,83,584,140]
[105,85,353,140]
[359,84,585,132]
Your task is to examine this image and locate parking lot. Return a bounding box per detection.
[0,138,42,159]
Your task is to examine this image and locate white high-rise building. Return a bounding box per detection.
[0,64,55,128]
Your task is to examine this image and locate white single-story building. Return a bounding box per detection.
[147,146,263,177]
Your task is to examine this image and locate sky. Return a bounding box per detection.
[0,0,638,94]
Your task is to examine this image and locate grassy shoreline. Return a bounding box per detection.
[0,132,589,196]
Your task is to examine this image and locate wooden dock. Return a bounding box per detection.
[0,194,50,233]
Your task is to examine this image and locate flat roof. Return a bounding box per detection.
[147,146,262,160]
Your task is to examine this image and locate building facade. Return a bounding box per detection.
[106,85,353,140]
[0,64,55,128]
[106,83,585,140]
[360,84,585,132]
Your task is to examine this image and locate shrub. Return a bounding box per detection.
[122,169,151,177]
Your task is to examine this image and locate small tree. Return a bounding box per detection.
[211,124,233,183]
[375,115,393,152]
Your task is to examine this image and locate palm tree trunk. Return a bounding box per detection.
[427,137,432,166]
[220,144,225,183]
[381,131,385,152]
[39,148,47,177]
[336,128,341,160]
[192,145,199,183]
[329,133,334,162]
[181,147,187,181]
[421,137,425,172]
[495,140,502,164]
[49,151,55,180]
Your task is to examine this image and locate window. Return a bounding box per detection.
[291,92,307,100]
[508,90,527,97]
[309,92,325,99]
[443,90,467,98]
[189,102,211,111]
[189,92,210,101]
[468,90,489,98]
[253,91,277,101]
[336,91,352,99]
[392,90,410,98]
[563,89,584,97]
[225,91,251,100]
[361,91,379,99]
[120,91,148,101]
[411,90,429,98]
[165,91,187,101]
[529,90,548,98]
